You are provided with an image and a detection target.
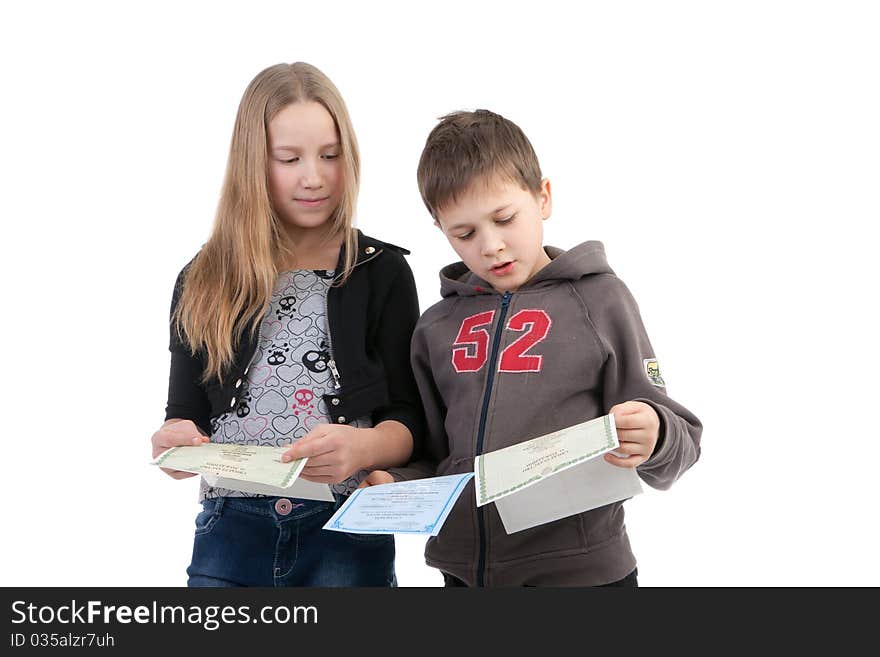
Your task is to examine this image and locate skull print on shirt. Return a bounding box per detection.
[204,269,371,501]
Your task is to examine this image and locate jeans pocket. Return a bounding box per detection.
[194,501,220,536]
[341,531,394,543]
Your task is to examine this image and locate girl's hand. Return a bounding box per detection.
[281,425,374,484]
[604,401,660,469]
[151,419,209,479]
[357,471,395,489]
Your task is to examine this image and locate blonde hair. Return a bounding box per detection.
[174,62,360,382]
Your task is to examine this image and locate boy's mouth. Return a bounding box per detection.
[489,261,515,276]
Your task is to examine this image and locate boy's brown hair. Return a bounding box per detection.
[416,109,543,218]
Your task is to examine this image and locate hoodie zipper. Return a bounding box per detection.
[475,290,512,587]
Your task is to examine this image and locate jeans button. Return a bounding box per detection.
[275,498,292,516]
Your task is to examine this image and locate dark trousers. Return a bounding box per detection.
[442,568,639,587]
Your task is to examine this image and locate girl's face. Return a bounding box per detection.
[267,101,343,236]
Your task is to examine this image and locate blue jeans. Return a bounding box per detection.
[186,495,397,587]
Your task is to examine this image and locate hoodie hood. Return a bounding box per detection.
[439,240,614,298]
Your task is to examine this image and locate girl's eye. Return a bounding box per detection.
[280,157,299,164]
[322,154,339,160]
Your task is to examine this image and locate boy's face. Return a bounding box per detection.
[435,176,553,293]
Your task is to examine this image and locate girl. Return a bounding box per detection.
[151,63,424,587]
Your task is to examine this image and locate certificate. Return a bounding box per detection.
[151,443,307,490]
[322,473,474,536]
[202,474,334,502]
[494,455,642,534]
[474,414,618,506]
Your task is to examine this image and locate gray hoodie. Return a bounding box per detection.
[390,241,702,586]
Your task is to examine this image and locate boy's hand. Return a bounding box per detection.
[605,401,660,468]
[357,471,395,489]
[151,419,208,479]
[281,425,371,484]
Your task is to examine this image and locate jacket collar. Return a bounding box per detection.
[338,229,411,270]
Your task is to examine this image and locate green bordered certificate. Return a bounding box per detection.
[474,414,618,507]
[151,443,307,489]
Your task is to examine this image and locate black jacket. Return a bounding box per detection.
[164,230,425,447]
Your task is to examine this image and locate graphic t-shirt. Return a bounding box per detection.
[201,270,371,501]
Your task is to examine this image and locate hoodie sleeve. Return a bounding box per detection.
[581,274,702,490]
[386,318,448,481]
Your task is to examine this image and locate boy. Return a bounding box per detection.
[364,110,702,586]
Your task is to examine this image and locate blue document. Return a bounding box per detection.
[323,473,474,536]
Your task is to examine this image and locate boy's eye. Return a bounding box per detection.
[496,214,515,224]
[456,231,474,240]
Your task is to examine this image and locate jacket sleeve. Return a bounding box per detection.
[164,265,211,436]
[370,256,426,452]
[387,319,446,481]
[583,274,702,490]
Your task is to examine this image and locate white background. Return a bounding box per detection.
[1,1,877,587]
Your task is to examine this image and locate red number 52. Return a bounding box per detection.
[452,310,551,373]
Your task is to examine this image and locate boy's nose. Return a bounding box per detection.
[481,233,505,257]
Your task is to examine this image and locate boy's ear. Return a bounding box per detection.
[540,178,552,220]
[433,219,442,229]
